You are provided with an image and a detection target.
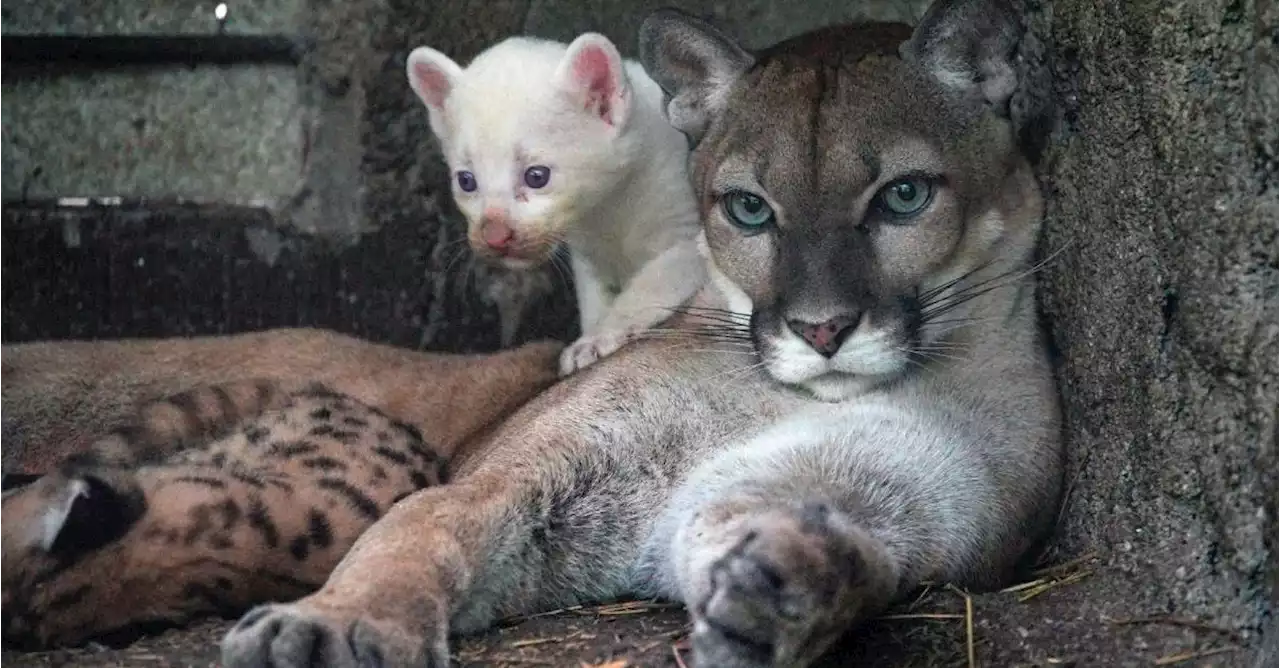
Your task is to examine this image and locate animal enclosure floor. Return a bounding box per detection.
[2,558,1254,668]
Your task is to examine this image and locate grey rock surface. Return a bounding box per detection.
[1031,0,1279,658]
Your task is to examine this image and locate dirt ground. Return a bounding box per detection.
[2,552,1253,668]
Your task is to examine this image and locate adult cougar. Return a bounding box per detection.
[207,1,1060,665]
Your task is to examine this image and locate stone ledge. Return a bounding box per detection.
[0,0,302,36]
[2,64,303,206]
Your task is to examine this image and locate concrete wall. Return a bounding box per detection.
[2,0,307,208]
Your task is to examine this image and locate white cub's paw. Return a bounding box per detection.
[559,327,645,377]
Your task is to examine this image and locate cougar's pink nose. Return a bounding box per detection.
[786,313,860,358]
[480,209,514,252]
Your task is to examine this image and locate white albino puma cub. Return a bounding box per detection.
[406,34,706,376]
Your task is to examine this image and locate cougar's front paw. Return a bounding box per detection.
[558,327,644,376]
[691,503,889,668]
[221,601,448,668]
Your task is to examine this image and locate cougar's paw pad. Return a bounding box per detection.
[558,327,644,376]
[221,603,446,668]
[692,503,867,668]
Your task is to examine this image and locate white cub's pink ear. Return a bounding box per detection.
[554,33,630,128]
[406,47,463,134]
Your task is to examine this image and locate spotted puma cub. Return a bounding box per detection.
[1,330,564,650]
[0,380,446,649]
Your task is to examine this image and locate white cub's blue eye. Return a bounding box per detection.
[877,178,933,217]
[456,171,477,193]
[524,166,551,189]
[723,191,774,230]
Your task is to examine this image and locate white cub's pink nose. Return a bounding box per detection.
[480,208,515,252]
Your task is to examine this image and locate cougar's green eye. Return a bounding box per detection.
[723,191,775,231]
[877,178,934,217]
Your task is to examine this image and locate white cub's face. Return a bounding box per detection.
[406,36,635,269]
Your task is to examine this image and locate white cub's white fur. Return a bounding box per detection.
[406,34,705,376]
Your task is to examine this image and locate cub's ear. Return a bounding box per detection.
[554,33,631,128]
[406,46,464,137]
[638,8,754,144]
[4,472,143,555]
[902,0,1024,114]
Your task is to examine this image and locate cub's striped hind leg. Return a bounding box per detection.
[1,383,447,650]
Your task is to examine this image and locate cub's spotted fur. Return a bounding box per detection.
[2,380,445,649]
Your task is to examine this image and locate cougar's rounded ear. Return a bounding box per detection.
[902,0,1023,112]
[638,8,754,144]
[406,46,464,138]
[902,0,1054,161]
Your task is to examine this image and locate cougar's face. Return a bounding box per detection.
[681,27,1032,401]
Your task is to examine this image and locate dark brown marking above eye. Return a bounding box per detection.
[341,416,368,428]
[859,145,881,183]
[309,407,332,421]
